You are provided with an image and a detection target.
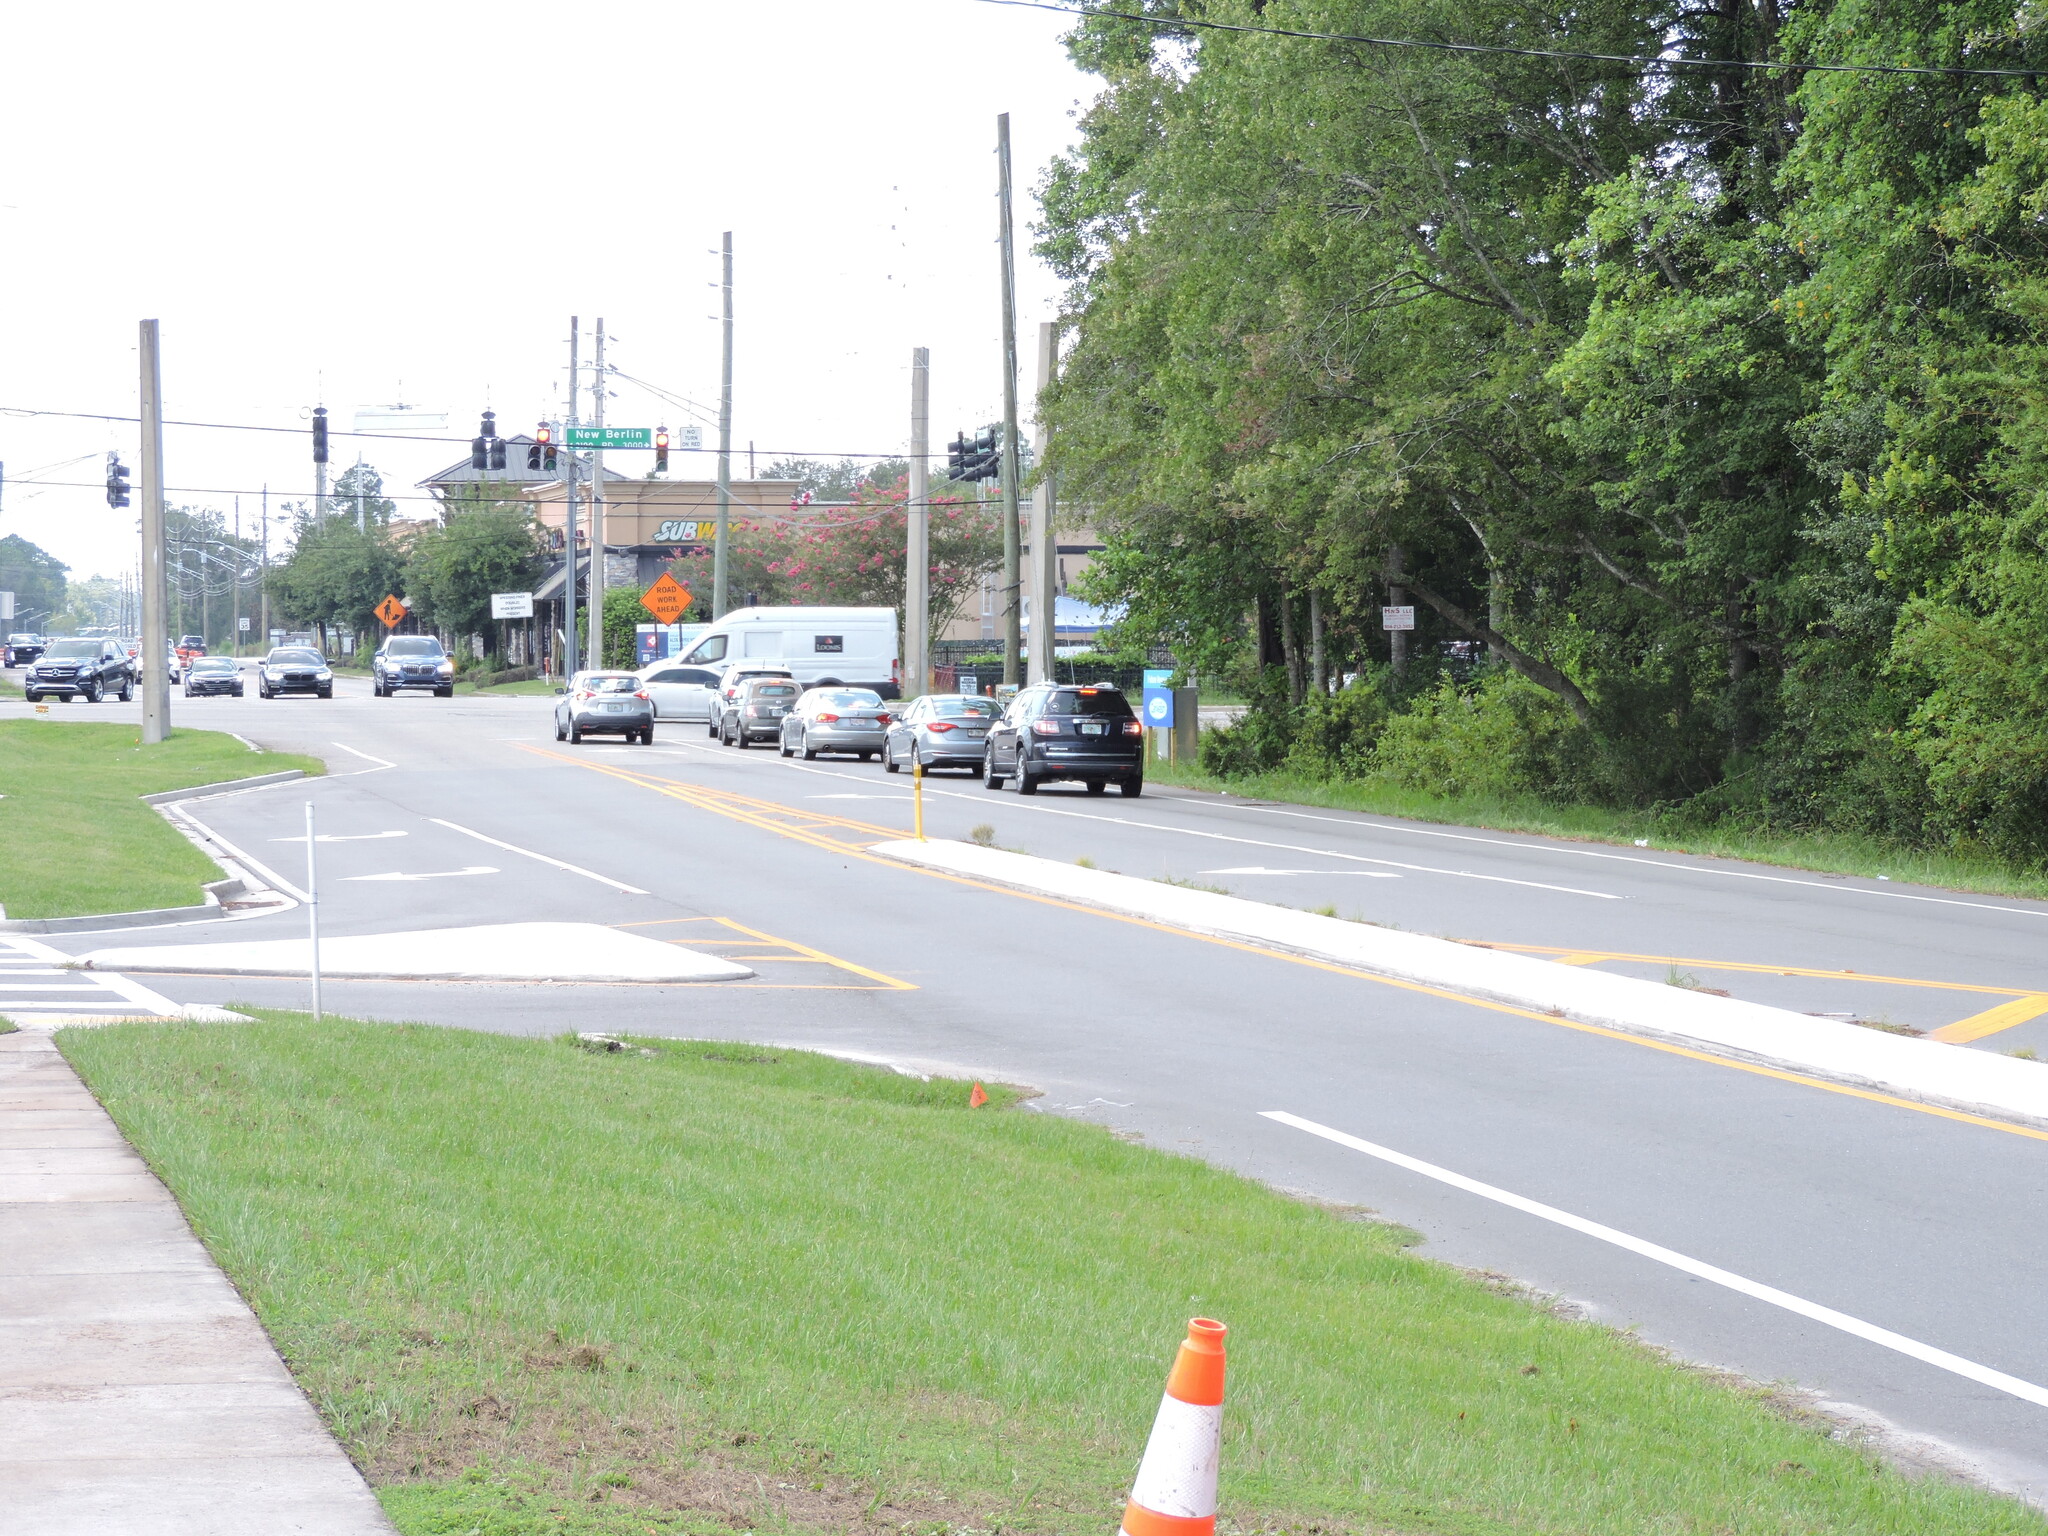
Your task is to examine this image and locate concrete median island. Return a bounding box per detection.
[873,839,2048,1131]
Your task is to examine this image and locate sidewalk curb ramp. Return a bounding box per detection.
[872,839,2048,1131]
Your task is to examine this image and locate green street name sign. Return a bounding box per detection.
[564,426,654,449]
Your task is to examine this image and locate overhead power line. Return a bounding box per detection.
[974,0,2048,79]
[0,404,922,463]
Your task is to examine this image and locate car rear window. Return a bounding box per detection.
[584,676,641,694]
[1041,689,1134,717]
[933,697,999,718]
[753,684,798,697]
[814,690,881,708]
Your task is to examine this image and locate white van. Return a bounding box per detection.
[676,606,900,698]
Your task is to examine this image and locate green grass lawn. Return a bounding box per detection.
[1145,756,2048,901]
[0,721,323,919]
[60,1016,2041,1536]
[459,676,559,696]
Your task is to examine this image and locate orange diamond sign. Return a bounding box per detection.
[374,594,408,628]
[641,572,691,625]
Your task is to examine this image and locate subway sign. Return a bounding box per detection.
[653,519,719,543]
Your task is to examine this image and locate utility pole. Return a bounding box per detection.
[259,485,270,649]
[563,317,581,680]
[354,454,366,532]
[714,231,734,618]
[905,347,930,701]
[587,318,607,669]
[1028,321,1059,687]
[232,496,241,655]
[314,413,329,519]
[138,319,170,744]
[996,114,1023,688]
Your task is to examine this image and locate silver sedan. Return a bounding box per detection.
[882,693,1001,773]
[779,687,891,761]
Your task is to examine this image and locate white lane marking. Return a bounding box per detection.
[806,794,904,800]
[1228,804,2048,920]
[271,830,408,843]
[343,866,498,882]
[649,743,1620,900]
[331,741,396,773]
[0,937,183,1017]
[427,817,651,895]
[1201,866,1400,877]
[1262,1110,2048,1412]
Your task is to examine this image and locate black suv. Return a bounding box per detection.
[982,684,1144,796]
[373,635,454,697]
[25,638,134,703]
[4,633,43,668]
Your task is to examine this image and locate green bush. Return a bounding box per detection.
[1282,685,1391,779]
[1366,672,1575,799]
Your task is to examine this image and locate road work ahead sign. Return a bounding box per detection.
[375,594,408,628]
[641,572,691,624]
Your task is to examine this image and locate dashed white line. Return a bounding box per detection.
[1262,1110,2048,1411]
[427,818,649,895]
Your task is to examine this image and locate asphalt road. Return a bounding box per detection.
[8,675,2048,1503]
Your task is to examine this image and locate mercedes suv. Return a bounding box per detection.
[24,638,133,703]
[374,635,455,697]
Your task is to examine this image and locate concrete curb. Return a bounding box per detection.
[0,901,221,935]
[141,769,305,805]
[872,838,2048,1130]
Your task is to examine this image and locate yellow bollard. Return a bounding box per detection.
[913,756,926,841]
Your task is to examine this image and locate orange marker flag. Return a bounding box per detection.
[969,1082,989,1108]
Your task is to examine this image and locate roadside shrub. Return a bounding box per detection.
[1366,672,1574,799]
[1200,706,1293,778]
[1282,685,1390,779]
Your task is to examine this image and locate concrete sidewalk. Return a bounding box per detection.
[0,1031,395,1534]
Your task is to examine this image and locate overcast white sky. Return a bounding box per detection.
[0,0,1098,584]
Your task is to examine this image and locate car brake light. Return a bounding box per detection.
[635,691,650,700]
[1031,719,1060,736]
[1123,720,1144,737]
[927,720,956,734]
[816,712,839,722]
[876,713,891,725]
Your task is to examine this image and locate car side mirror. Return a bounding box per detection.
[554,686,569,695]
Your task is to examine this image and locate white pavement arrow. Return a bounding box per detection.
[343,866,498,882]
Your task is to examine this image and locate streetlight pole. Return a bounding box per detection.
[905,347,930,701]
[138,319,170,744]
[586,317,607,669]
[563,317,580,680]
[996,115,1023,689]
[714,232,734,618]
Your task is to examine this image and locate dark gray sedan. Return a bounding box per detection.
[182,656,245,697]
[779,687,890,760]
[554,672,655,744]
[883,693,1001,774]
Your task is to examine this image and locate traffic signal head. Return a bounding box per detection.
[655,427,670,474]
[105,453,131,509]
[526,441,543,472]
[538,423,558,471]
[489,436,507,472]
[311,406,329,465]
[947,435,968,478]
[480,409,496,439]
[470,436,488,470]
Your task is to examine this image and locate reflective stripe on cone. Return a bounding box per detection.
[1119,1319,1227,1536]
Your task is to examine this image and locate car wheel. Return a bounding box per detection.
[23,691,37,703]
[435,686,453,698]
[883,741,899,773]
[708,719,720,738]
[119,678,134,702]
[736,730,751,749]
[1086,780,1107,795]
[555,718,566,741]
[982,752,1005,791]
[234,686,244,697]
[801,741,818,760]
[1120,778,1143,798]
[82,682,101,703]
[569,724,584,744]
[318,689,332,699]
[1015,764,1039,795]
[859,751,874,762]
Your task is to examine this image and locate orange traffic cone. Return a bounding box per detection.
[969,1082,989,1108]
[1120,1319,1227,1536]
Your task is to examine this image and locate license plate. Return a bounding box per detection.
[963,729,986,738]
[604,703,627,713]
[1079,721,1106,736]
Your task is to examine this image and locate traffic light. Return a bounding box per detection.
[537,423,557,470]
[960,428,1001,482]
[470,434,488,471]
[527,438,542,471]
[947,435,968,479]
[105,452,130,509]
[311,406,329,465]
[489,437,507,472]
[655,427,670,474]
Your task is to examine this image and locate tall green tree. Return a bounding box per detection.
[403,501,544,640]
[0,533,67,630]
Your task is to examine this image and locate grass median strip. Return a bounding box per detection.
[0,720,322,919]
[59,1015,2043,1536]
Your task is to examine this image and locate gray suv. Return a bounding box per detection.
[24,638,133,703]
[373,635,455,697]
